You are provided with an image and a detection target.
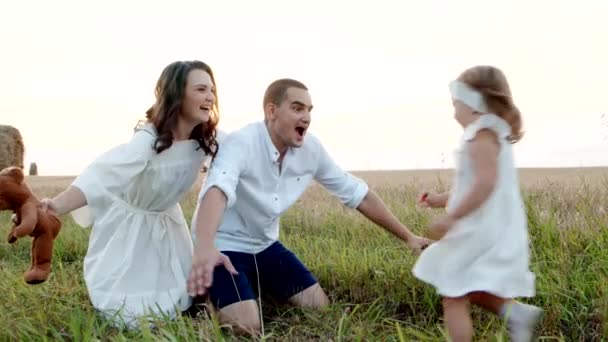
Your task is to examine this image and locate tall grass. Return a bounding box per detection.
[1,169,607,341]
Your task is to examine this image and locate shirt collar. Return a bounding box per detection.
[259,121,281,163]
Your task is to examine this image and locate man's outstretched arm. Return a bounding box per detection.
[312,139,432,252]
[356,190,432,253]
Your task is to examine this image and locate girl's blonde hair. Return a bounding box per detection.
[458,65,523,143]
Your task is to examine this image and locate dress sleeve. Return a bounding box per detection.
[462,114,512,142]
[69,127,157,227]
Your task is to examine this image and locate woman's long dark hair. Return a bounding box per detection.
[145,60,219,157]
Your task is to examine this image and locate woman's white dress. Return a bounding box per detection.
[413,114,536,298]
[70,123,208,327]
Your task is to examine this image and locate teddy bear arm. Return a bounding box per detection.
[11,201,39,238]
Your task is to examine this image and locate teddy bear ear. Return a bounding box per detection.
[0,166,24,184]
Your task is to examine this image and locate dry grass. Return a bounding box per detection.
[1,167,607,341]
[25,167,608,197]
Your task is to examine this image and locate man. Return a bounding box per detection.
[187,78,430,334]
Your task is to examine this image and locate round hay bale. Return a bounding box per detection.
[29,162,38,176]
[0,125,25,170]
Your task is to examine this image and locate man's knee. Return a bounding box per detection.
[289,283,330,309]
[442,296,469,310]
[218,300,261,335]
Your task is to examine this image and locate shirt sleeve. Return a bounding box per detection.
[69,127,156,226]
[313,139,369,208]
[201,129,229,170]
[198,132,249,208]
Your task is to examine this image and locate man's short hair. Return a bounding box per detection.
[263,78,308,110]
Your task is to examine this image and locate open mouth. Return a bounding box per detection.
[200,105,211,111]
[295,126,306,137]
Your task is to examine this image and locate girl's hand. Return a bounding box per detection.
[429,214,457,240]
[418,192,447,209]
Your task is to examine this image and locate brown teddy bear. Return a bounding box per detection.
[0,166,62,284]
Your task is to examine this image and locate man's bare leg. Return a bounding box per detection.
[289,283,330,308]
[217,299,261,336]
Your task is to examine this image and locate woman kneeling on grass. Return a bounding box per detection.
[33,60,224,329]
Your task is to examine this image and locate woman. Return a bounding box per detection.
[39,60,220,328]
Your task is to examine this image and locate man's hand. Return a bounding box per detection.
[187,246,238,296]
[406,235,434,254]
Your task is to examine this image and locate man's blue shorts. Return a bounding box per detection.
[207,241,318,309]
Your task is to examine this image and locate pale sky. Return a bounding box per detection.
[1,0,607,175]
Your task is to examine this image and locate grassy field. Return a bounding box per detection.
[1,167,607,341]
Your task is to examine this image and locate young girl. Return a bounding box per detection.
[413,65,542,342]
[37,60,221,328]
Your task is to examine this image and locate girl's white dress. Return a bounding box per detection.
[413,114,536,298]
[70,123,209,327]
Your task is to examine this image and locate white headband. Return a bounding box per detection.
[449,80,488,113]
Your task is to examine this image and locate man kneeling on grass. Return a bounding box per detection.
[187,78,431,335]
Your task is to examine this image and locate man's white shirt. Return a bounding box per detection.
[194,121,369,253]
